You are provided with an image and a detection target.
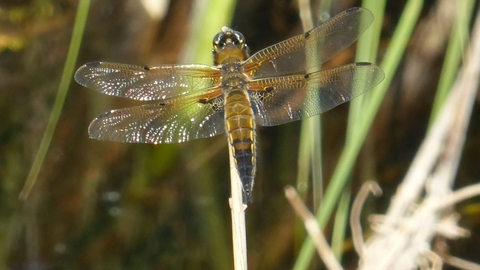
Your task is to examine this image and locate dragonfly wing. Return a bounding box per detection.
[75,62,221,101]
[88,89,225,144]
[249,63,385,126]
[243,7,374,78]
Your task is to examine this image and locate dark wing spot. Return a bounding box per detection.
[304,74,310,79]
[85,61,100,67]
[198,98,208,104]
[356,62,372,67]
[304,31,310,39]
[143,65,150,71]
[264,86,274,92]
[345,7,360,13]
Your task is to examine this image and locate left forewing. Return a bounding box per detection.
[75,62,221,101]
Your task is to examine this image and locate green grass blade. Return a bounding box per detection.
[429,0,476,125]
[180,0,237,269]
[182,0,236,64]
[331,185,351,260]
[20,0,91,200]
[293,0,424,268]
[330,0,386,262]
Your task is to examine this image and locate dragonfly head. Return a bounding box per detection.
[212,26,250,65]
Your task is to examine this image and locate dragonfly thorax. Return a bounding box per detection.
[220,63,248,91]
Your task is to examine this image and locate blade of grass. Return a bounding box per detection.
[348,0,386,135]
[181,0,239,269]
[295,0,332,261]
[20,0,91,200]
[296,0,327,211]
[182,0,236,65]
[331,184,351,260]
[330,0,386,262]
[293,1,424,269]
[429,0,476,125]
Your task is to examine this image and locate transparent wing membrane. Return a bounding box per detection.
[243,7,373,78]
[76,7,384,143]
[75,62,221,101]
[88,91,225,144]
[249,63,384,126]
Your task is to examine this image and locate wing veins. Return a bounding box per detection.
[249,63,385,126]
[75,62,221,101]
[88,88,226,144]
[243,7,374,78]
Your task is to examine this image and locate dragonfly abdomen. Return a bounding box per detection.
[225,90,256,202]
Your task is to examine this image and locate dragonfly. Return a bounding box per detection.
[75,7,384,203]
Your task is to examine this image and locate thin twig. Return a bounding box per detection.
[228,146,247,270]
[285,186,343,270]
[350,181,382,257]
[424,250,443,270]
[443,254,480,270]
[435,183,480,210]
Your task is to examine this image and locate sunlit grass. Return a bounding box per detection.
[21,0,91,199]
[177,0,238,269]
[429,0,476,125]
[294,0,424,269]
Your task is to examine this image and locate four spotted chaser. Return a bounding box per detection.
[75,7,385,203]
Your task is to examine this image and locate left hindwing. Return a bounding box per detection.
[88,88,226,144]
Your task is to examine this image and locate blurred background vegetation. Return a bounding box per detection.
[1,0,480,269]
